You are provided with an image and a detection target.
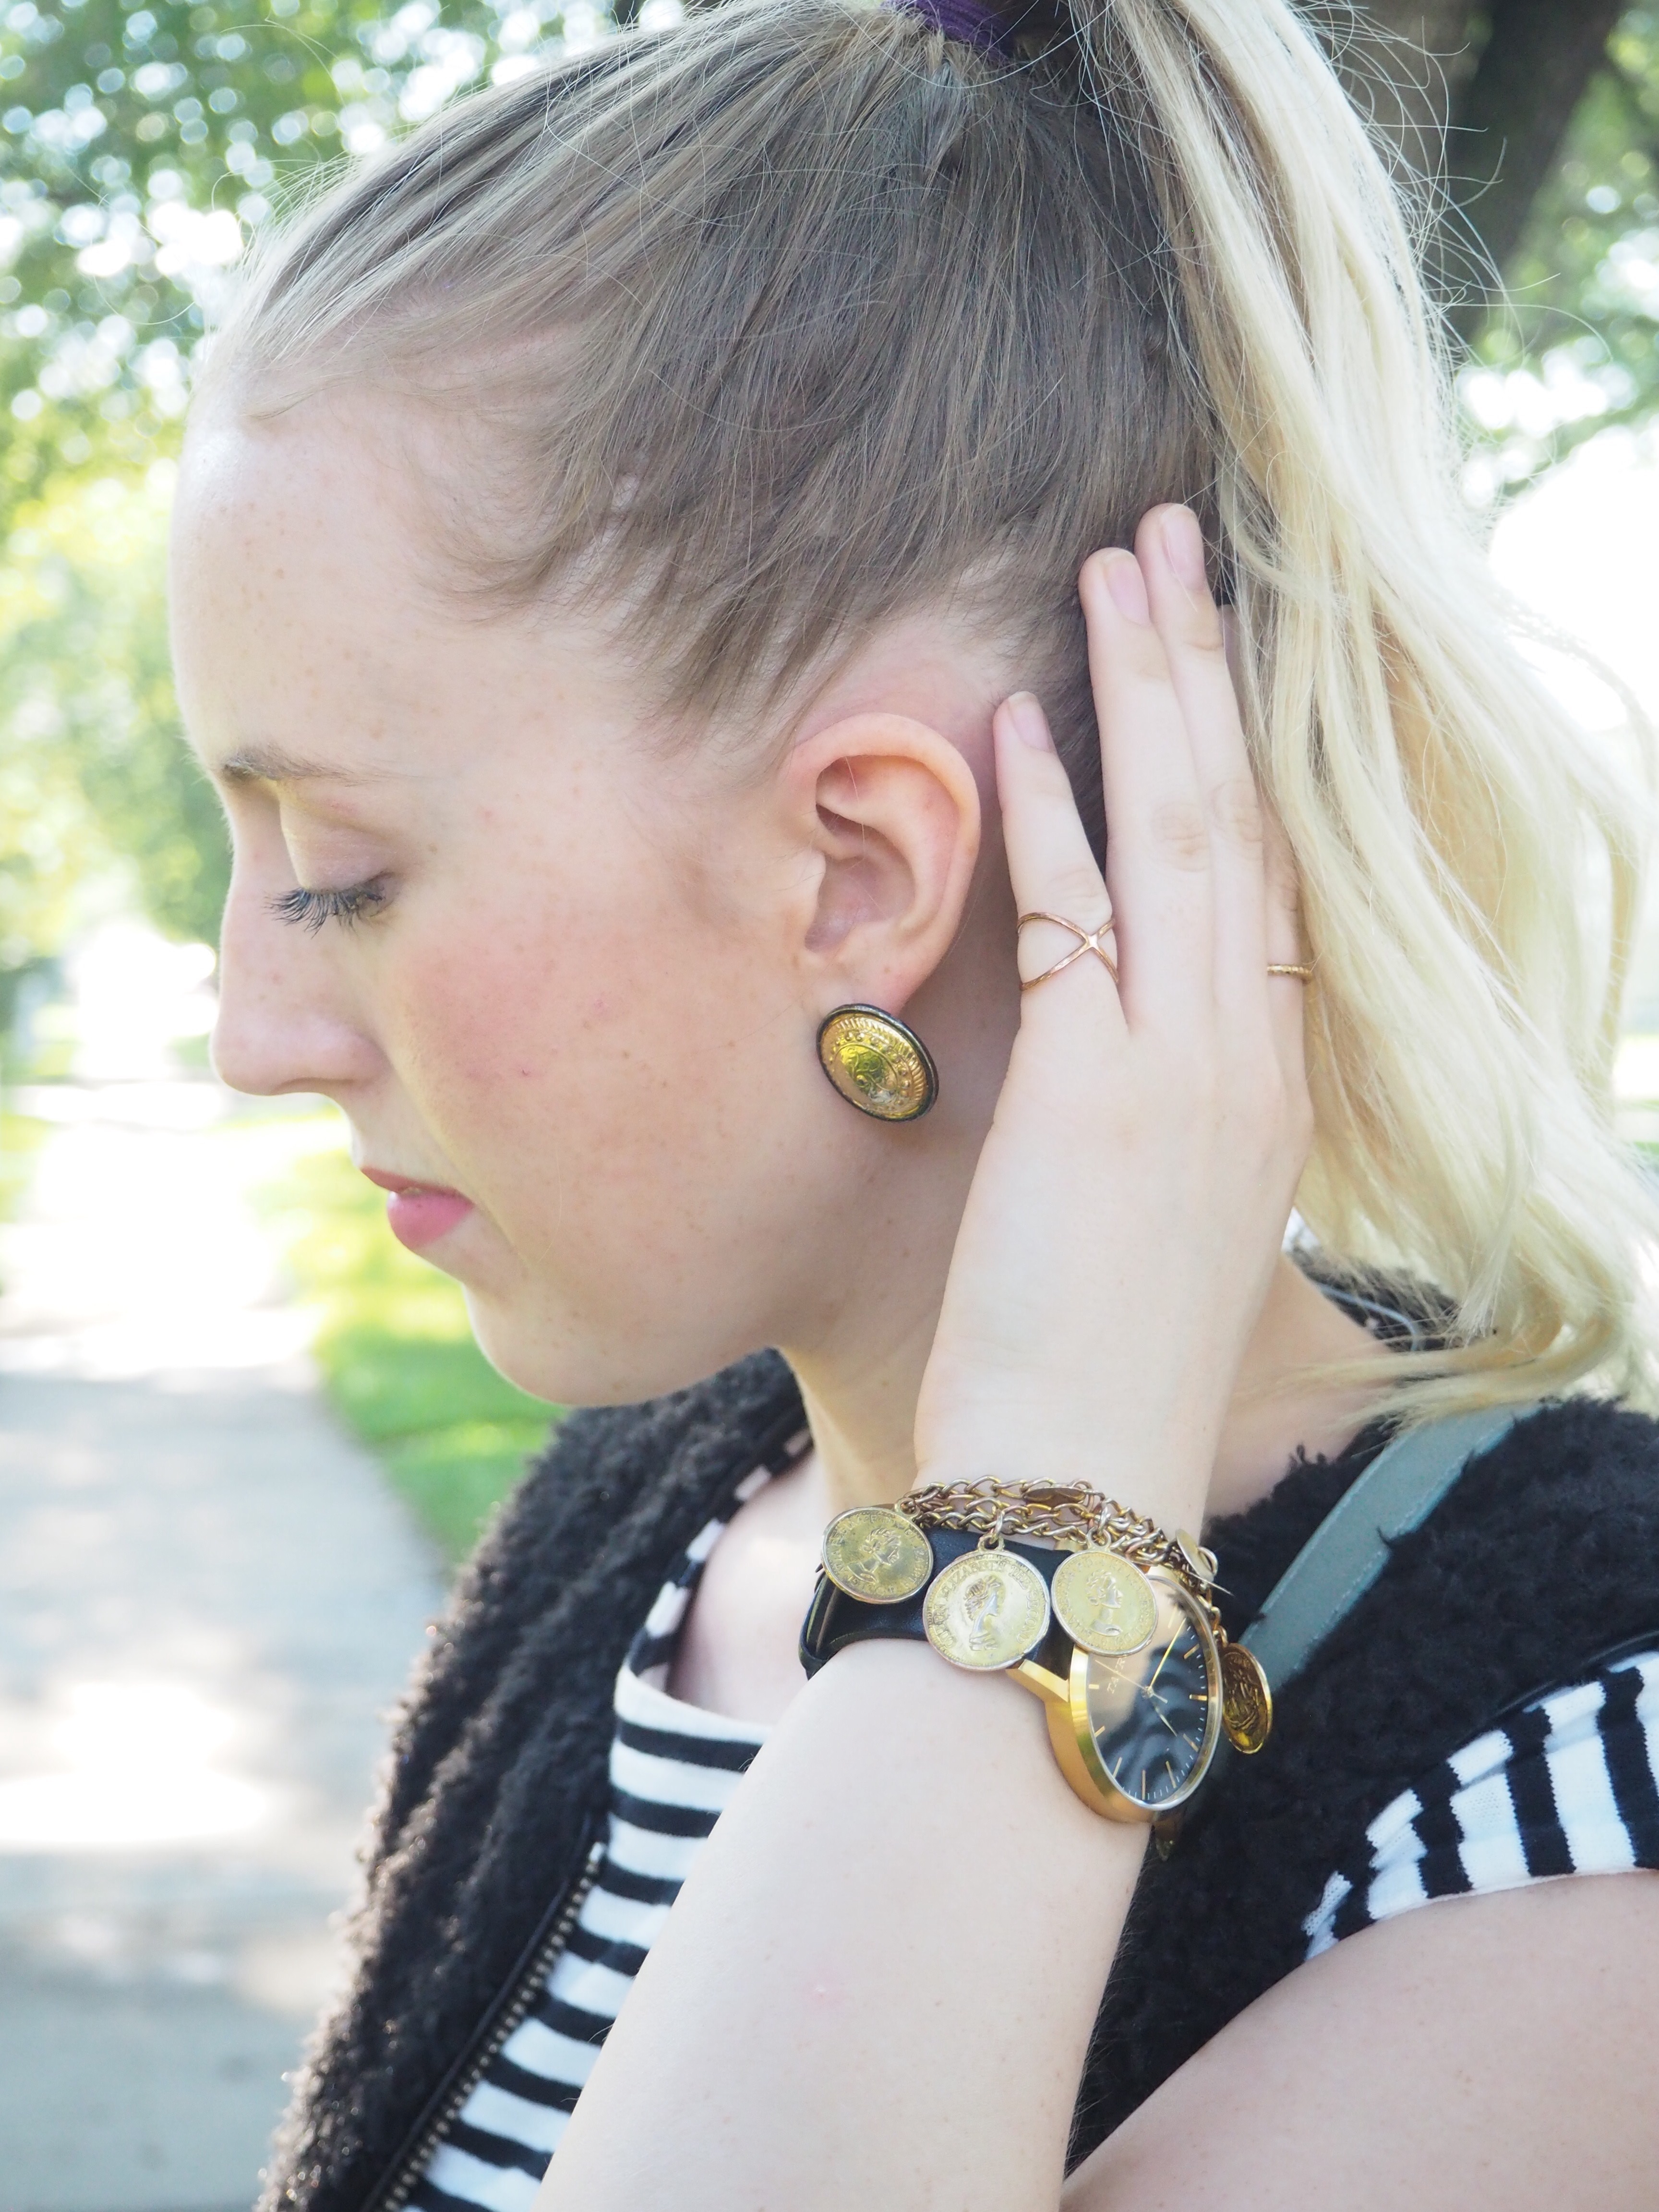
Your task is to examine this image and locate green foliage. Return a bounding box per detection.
[0,464,225,956]
[0,1106,46,1231]
[264,1134,558,1562]
[0,664,102,968]
[1466,10,1659,490]
[0,0,599,517]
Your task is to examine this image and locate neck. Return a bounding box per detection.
[787,1322,937,1516]
[784,1251,1393,1527]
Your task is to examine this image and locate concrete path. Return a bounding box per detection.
[0,928,442,2212]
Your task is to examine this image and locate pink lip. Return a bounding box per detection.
[361,1166,475,1253]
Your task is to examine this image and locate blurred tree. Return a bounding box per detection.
[0,634,105,973]
[0,0,576,531]
[1347,4,1659,488]
[1465,12,1659,487]
[1346,4,1626,313]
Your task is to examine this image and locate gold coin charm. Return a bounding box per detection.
[821,1505,934,1604]
[1221,1641,1274,1754]
[923,1547,1051,1671]
[816,1006,938,1123]
[1051,1548,1157,1658]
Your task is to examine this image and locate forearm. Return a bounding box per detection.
[540,1635,1145,2212]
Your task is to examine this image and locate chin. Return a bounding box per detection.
[462,1284,769,1412]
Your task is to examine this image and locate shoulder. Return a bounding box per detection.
[1302,1393,1659,1677]
[1382,1396,1659,1680]
[1070,1395,1659,2157]
[1304,1634,1659,1955]
[1459,1391,1659,1501]
[1236,1395,1659,1863]
[1260,1396,1659,1877]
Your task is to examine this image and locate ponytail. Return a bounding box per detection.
[1064,0,1654,1410]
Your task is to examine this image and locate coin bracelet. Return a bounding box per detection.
[819,1498,1272,1755]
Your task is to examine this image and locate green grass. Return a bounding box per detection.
[0,1110,48,1239]
[262,1141,559,1564]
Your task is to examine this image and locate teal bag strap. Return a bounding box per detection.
[1166,1402,1540,1840]
[1239,1402,1536,1693]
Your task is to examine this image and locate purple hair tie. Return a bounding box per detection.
[894,0,1014,58]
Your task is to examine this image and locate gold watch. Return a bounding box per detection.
[1011,1567,1224,1822]
[802,1481,1272,1829]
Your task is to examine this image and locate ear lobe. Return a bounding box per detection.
[792,713,981,1005]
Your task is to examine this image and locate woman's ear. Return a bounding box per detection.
[782,712,983,1010]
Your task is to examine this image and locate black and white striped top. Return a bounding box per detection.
[1303,1644,1659,1956]
[412,1460,1659,2212]
[411,1459,780,2212]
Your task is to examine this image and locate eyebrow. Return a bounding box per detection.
[217,744,401,786]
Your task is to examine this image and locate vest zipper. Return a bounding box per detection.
[363,1831,606,2212]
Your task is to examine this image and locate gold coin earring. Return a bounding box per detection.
[816,1004,939,1123]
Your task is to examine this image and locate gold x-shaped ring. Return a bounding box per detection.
[1017,909,1118,993]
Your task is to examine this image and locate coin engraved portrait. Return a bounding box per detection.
[1052,1550,1156,1657]
[923,1550,1049,1671]
[821,1505,933,1603]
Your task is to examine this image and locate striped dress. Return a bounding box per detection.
[412,1458,1659,2211]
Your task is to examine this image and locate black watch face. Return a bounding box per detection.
[1077,1575,1219,1811]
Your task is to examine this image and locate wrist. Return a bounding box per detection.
[805,1501,1241,1827]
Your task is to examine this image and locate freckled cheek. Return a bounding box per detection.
[381,911,733,1168]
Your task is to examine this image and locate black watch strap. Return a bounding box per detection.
[799,1529,1071,1678]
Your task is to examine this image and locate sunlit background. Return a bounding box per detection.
[2,4,1659,2208]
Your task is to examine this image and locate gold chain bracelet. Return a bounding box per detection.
[902,1478,1219,1598]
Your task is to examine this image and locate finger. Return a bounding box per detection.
[1136,506,1268,1023]
[993,692,1125,1023]
[1079,548,1212,1025]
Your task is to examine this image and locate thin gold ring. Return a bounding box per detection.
[1267,962,1315,983]
[1018,910,1118,992]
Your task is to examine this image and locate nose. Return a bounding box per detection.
[211,857,382,1099]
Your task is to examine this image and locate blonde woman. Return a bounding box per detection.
[172,0,1659,2205]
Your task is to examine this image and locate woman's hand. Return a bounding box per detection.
[914,505,1312,1531]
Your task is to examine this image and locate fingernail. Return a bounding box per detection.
[1102,551,1150,625]
[1162,506,1208,592]
[1005,691,1053,749]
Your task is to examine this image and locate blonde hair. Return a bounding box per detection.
[205,0,1659,1417]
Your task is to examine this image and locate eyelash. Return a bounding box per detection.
[269,878,391,933]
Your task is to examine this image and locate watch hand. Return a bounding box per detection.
[1142,1630,1181,1699]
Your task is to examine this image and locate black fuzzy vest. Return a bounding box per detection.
[259,1358,1659,2209]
